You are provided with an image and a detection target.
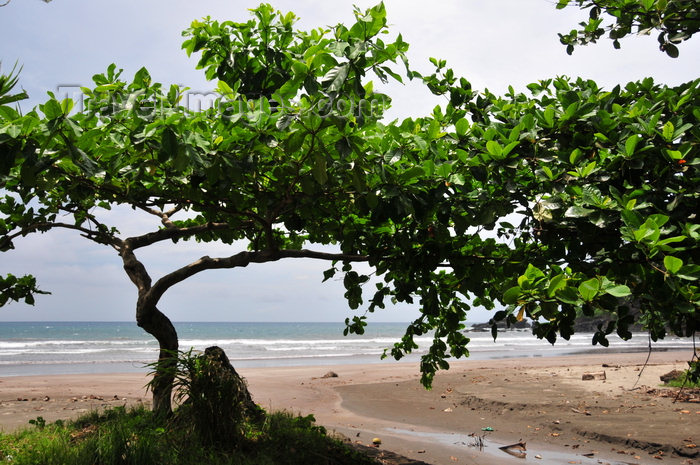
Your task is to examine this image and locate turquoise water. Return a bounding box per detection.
[0,321,693,376]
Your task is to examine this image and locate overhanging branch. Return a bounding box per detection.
[4,221,122,248]
[127,222,251,250]
[143,248,369,308]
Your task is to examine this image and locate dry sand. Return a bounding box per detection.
[1,350,698,465]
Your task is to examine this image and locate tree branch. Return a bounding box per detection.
[4,221,122,248]
[142,248,369,309]
[135,204,177,228]
[126,222,252,250]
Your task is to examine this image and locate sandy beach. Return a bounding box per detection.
[1,350,698,465]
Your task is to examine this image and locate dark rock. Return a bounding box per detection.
[660,369,685,384]
[202,346,264,421]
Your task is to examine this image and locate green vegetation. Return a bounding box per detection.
[662,369,700,388]
[556,0,699,57]
[0,407,374,465]
[0,348,375,465]
[1,1,698,411]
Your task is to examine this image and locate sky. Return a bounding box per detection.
[0,0,698,324]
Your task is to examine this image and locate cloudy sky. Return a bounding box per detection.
[0,0,698,323]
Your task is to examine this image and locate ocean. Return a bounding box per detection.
[0,321,694,377]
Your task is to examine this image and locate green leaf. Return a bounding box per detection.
[524,264,545,282]
[322,268,336,282]
[624,134,639,156]
[400,166,426,182]
[547,274,566,297]
[455,118,469,137]
[313,153,328,185]
[159,128,178,162]
[501,141,519,157]
[581,161,596,177]
[543,107,555,127]
[485,140,502,158]
[325,64,349,92]
[663,255,683,274]
[41,99,63,119]
[502,286,521,305]
[656,236,686,246]
[605,285,631,297]
[564,206,594,218]
[569,148,582,164]
[541,166,554,180]
[60,99,74,116]
[661,121,674,142]
[578,278,600,301]
[676,265,700,281]
[555,286,580,305]
[664,43,679,58]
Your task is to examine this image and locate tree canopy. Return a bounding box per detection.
[556,0,700,57]
[1,2,698,413]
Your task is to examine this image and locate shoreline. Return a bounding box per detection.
[1,350,698,465]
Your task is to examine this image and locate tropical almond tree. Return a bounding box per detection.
[1,3,698,415]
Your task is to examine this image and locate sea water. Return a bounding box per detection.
[0,321,693,377]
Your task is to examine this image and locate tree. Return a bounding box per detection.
[556,0,700,57]
[1,3,420,414]
[1,2,698,416]
[415,67,698,349]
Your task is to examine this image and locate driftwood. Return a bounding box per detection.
[499,441,527,458]
[582,371,606,381]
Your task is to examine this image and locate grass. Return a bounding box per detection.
[0,350,381,464]
[0,406,377,465]
[663,370,700,388]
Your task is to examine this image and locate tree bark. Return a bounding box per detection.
[137,302,178,416]
[122,243,179,416]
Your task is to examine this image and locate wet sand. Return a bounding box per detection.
[1,350,698,465]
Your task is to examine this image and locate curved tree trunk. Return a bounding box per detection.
[122,244,179,416]
[137,303,178,416]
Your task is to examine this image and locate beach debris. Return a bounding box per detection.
[43,396,50,402]
[468,432,486,450]
[499,441,527,458]
[535,454,542,459]
[571,407,591,415]
[321,371,338,378]
[443,407,453,412]
[417,450,426,453]
[371,437,382,446]
[581,371,606,381]
[481,426,493,431]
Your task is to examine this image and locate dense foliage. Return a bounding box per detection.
[0,2,698,408]
[556,0,700,57]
